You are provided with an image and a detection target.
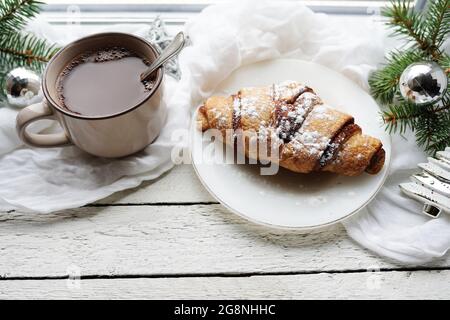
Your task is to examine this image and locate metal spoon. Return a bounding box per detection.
[140,32,186,82]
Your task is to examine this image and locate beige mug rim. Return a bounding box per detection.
[42,32,164,120]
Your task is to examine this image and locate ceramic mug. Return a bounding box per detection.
[16,32,166,158]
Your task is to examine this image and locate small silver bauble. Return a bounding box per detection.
[399,61,448,105]
[5,67,41,108]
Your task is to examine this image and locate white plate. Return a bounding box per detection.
[191,59,391,230]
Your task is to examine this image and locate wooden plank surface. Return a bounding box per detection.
[1,203,449,278]
[1,164,448,299]
[1,270,449,299]
[0,204,378,277]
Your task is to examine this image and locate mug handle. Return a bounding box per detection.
[16,100,72,148]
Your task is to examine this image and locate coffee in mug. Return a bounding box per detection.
[57,47,155,117]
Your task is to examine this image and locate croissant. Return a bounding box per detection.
[197,81,385,176]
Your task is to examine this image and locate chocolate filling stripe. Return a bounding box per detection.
[292,94,321,134]
[273,92,322,143]
[232,92,241,132]
[317,121,359,170]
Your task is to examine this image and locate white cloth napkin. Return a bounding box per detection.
[1,0,448,264]
[343,137,450,264]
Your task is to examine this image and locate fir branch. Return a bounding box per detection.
[382,100,422,133]
[0,0,42,33]
[425,0,450,52]
[383,1,429,52]
[415,97,450,155]
[369,49,424,104]
[0,31,59,97]
[383,98,450,134]
[439,53,450,75]
[414,111,441,154]
[0,31,58,65]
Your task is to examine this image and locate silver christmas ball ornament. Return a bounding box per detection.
[5,67,41,108]
[399,61,447,105]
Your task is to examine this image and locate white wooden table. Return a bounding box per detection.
[1,164,449,299]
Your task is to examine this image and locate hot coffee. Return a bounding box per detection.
[57,47,154,117]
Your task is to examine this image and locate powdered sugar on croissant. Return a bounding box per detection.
[197,81,385,176]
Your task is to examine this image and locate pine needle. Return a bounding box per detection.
[383,0,429,51]
[382,100,422,134]
[425,0,450,52]
[0,0,43,33]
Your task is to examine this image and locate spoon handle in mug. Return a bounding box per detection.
[140,32,186,82]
